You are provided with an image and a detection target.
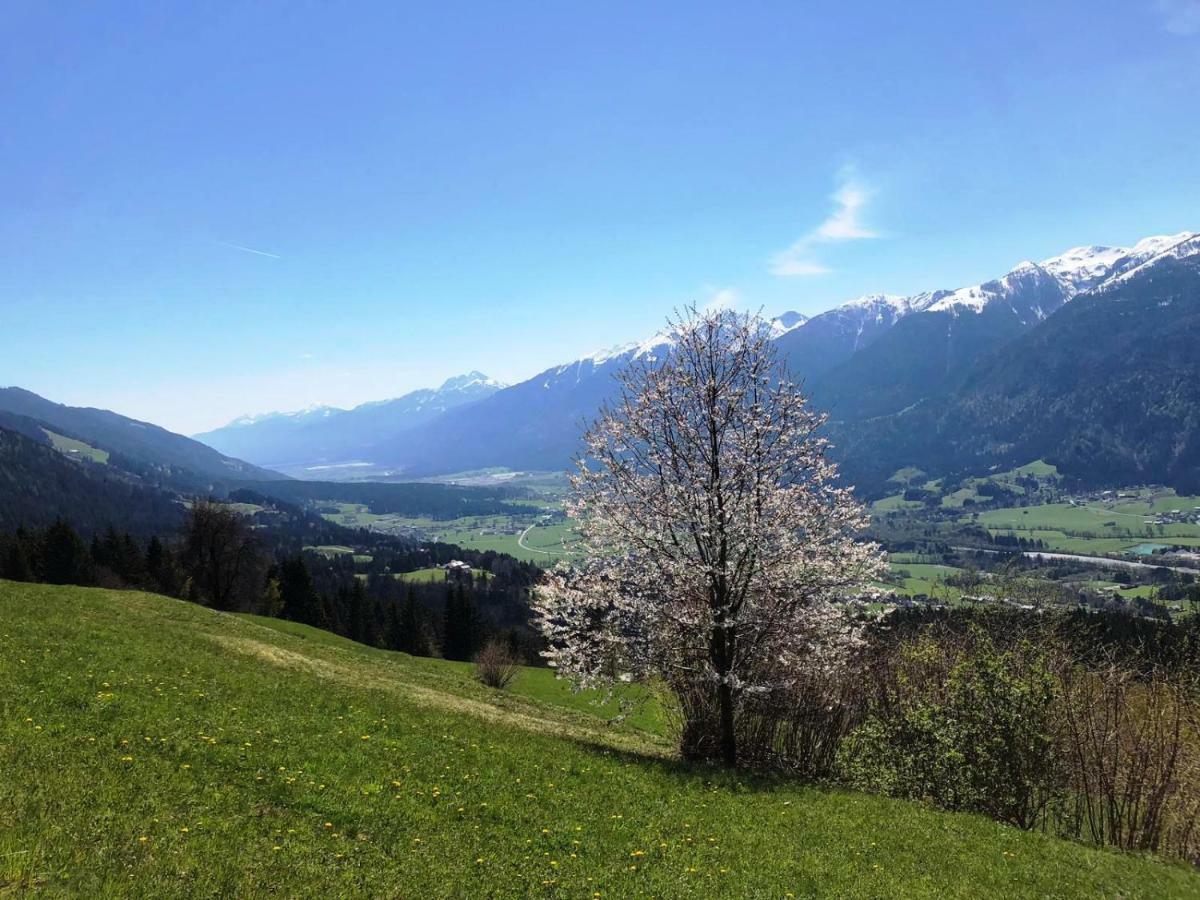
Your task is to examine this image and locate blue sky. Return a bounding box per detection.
[2,1,1198,434]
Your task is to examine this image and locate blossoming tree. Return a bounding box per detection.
[533,306,884,767]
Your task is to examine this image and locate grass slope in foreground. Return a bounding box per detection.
[2,582,1198,898]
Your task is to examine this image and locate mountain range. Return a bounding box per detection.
[193,372,506,476]
[190,231,1200,495]
[3,230,1195,507]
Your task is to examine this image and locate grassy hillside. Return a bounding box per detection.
[3,582,1198,897]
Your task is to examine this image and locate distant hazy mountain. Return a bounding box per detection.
[0,387,284,488]
[369,337,677,476]
[195,372,506,471]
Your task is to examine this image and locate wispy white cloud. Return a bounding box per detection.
[217,240,281,260]
[1156,0,1200,35]
[701,286,741,313]
[770,169,878,277]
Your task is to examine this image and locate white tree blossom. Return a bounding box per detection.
[533,306,885,766]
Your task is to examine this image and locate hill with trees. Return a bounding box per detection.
[0,386,286,488]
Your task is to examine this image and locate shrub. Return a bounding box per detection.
[838,632,1066,831]
[474,638,521,690]
[735,667,866,778]
[841,613,1200,864]
[662,642,869,777]
[1057,660,1200,863]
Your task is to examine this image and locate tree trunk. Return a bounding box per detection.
[718,678,737,767]
[711,617,738,768]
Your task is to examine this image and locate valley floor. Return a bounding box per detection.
[2,581,1197,898]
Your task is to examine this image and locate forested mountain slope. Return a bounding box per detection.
[0,426,184,536]
[0,387,285,486]
[836,243,1200,494]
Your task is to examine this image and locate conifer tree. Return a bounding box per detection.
[42,520,92,585]
[386,599,405,651]
[279,556,326,628]
[3,538,32,582]
[442,583,482,661]
[346,579,372,644]
[400,588,429,656]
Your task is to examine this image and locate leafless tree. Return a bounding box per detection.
[182,499,262,611]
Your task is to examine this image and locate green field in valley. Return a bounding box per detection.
[976,493,1200,556]
[305,545,375,565]
[888,563,966,600]
[5,580,1198,897]
[319,503,583,565]
[42,429,109,464]
[393,567,491,584]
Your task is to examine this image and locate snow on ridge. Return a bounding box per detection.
[1130,232,1197,258]
[927,283,992,314]
[437,371,507,392]
[1098,232,1200,291]
[805,229,1195,323]
[634,330,676,359]
[1041,244,1126,282]
[577,342,639,366]
[811,292,943,323]
[228,403,342,427]
[1042,232,1200,295]
[840,293,912,312]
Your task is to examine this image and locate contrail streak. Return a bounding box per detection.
[217,240,281,259]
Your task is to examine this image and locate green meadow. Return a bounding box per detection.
[42,429,109,464]
[3,580,1198,897]
[888,563,966,600]
[318,503,582,565]
[975,494,1200,556]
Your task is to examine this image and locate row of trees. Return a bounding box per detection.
[0,502,537,664]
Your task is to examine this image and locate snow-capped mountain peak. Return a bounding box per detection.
[227,403,342,428]
[575,329,677,367]
[1041,232,1200,296]
[926,261,1059,318]
[1099,232,1200,291]
[437,371,507,393]
[770,311,809,337]
[1129,231,1198,259]
[1040,244,1128,292]
[577,342,638,366]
